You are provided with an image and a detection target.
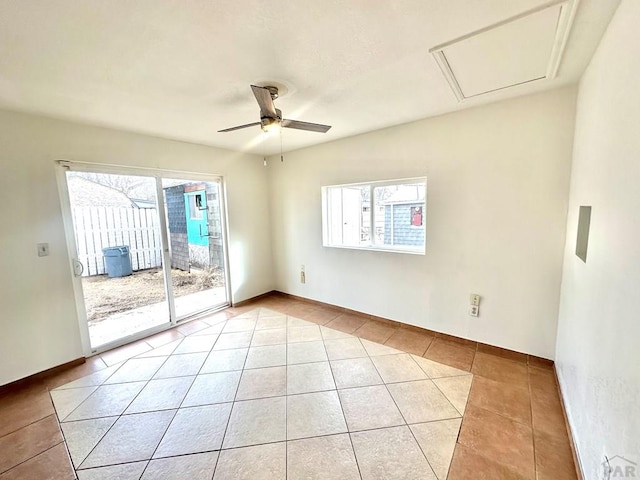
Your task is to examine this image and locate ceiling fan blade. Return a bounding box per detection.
[251,85,277,118]
[218,121,261,133]
[282,119,332,133]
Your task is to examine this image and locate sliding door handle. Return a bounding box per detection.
[72,258,84,277]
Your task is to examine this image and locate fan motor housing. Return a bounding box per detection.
[261,113,281,132]
[264,86,279,100]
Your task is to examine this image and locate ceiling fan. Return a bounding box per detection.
[218,85,331,134]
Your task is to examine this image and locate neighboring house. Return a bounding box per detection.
[383,185,426,247]
[67,176,138,208]
[164,182,224,272]
[383,203,425,247]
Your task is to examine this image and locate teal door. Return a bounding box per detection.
[184,190,209,246]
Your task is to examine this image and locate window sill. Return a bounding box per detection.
[322,244,425,255]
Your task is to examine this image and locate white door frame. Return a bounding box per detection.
[55,160,233,356]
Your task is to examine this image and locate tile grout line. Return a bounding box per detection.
[455,375,476,443]
[319,321,364,480]
[0,410,58,442]
[50,361,127,391]
[422,339,476,374]
[54,381,109,425]
[126,409,179,478]
[429,371,470,418]
[60,350,173,423]
[138,315,239,478]
[463,351,538,427]
[55,406,85,473]
[383,330,432,358]
[133,319,230,477]
[454,353,537,478]
[354,320,399,346]
[213,310,259,475]
[223,422,461,450]
[59,414,480,473]
[68,350,179,472]
[0,397,63,473]
[74,411,159,472]
[98,341,153,368]
[175,326,227,410]
[53,361,476,422]
[0,439,67,477]
[465,397,536,430]
[366,343,441,479]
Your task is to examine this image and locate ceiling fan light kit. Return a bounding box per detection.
[260,115,281,133]
[218,84,331,134]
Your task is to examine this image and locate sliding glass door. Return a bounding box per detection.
[62,166,230,352]
[161,178,229,320]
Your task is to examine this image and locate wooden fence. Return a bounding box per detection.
[72,206,163,276]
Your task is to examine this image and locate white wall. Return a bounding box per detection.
[556,1,640,477]
[268,87,576,359]
[0,110,273,386]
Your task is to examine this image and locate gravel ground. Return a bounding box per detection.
[82,267,224,323]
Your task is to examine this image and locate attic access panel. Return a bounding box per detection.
[430,0,578,101]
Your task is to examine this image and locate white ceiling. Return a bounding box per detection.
[0,0,620,155]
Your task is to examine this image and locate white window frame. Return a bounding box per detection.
[321,177,426,255]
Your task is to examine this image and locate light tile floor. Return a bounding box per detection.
[51,307,470,479]
[0,293,579,479]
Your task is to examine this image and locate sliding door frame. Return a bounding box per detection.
[56,160,232,357]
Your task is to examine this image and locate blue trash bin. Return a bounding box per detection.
[102,246,133,278]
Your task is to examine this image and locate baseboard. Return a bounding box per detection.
[271,290,553,367]
[0,357,86,393]
[554,366,585,480]
[232,290,278,308]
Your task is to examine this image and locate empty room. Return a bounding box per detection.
[0,0,637,479]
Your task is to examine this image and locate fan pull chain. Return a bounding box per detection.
[280,127,284,162]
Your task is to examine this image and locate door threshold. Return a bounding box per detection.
[176,302,231,324]
[90,301,231,356]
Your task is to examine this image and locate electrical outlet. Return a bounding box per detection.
[300,271,306,284]
[470,294,480,306]
[37,243,49,257]
[469,305,479,317]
